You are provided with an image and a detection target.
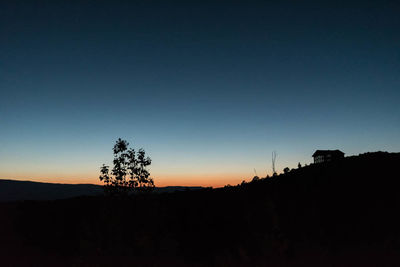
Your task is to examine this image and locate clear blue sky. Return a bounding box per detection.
[1,1,399,186]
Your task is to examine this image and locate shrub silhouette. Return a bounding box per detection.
[99,138,154,195]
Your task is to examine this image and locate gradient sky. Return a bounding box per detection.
[1,1,399,187]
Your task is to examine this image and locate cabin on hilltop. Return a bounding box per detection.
[313,150,344,163]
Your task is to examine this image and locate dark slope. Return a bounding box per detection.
[0,179,203,201]
[0,180,103,202]
[1,152,399,266]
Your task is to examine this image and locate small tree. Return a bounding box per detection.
[99,138,154,195]
[283,167,290,174]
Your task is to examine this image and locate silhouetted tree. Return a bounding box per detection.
[252,176,260,182]
[283,167,290,174]
[99,138,154,195]
[298,162,302,168]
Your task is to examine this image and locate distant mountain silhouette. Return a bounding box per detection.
[0,179,203,202]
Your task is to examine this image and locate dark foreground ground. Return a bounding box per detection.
[1,152,400,266]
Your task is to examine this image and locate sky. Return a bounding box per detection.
[1,1,399,187]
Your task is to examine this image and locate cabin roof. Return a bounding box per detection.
[312,150,345,157]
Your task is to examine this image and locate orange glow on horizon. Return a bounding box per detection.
[0,171,252,188]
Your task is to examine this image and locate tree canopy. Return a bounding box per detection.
[99,138,154,195]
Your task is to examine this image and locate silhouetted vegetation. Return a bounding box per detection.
[99,138,154,195]
[1,152,400,266]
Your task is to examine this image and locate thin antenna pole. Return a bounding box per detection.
[272,151,277,175]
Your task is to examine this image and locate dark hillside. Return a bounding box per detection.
[1,152,399,266]
[0,180,103,202]
[0,180,202,202]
